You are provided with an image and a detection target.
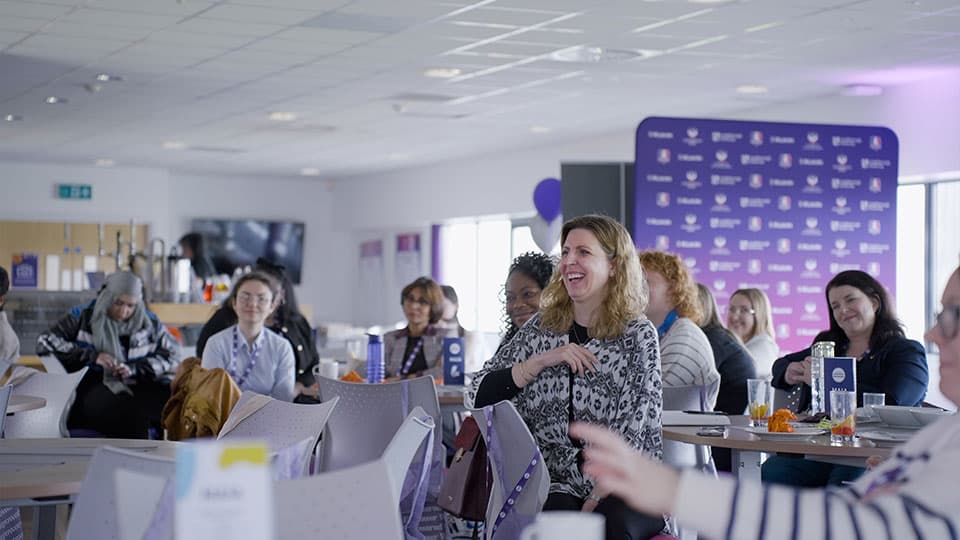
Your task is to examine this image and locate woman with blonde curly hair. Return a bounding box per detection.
[466,215,664,539]
[638,250,720,409]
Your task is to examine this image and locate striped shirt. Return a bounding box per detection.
[660,317,720,409]
[674,414,960,539]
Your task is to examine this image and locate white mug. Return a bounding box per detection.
[313,358,338,380]
[520,511,604,540]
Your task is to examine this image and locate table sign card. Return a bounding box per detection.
[175,441,274,540]
[443,336,465,386]
[824,356,857,416]
[11,253,38,288]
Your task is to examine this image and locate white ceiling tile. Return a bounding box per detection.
[0,0,74,19]
[273,27,383,44]
[83,0,215,16]
[43,20,153,41]
[64,8,183,29]
[146,30,256,49]
[201,4,320,25]
[174,18,287,38]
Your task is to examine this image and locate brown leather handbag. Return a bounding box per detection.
[438,415,492,521]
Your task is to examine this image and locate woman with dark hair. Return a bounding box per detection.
[383,276,445,379]
[467,215,664,540]
[765,270,928,487]
[37,271,181,438]
[196,258,319,399]
[178,232,217,280]
[497,251,555,353]
[202,271,295,401]
[695,283,756,472]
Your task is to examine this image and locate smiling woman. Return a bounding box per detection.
[383,277,445,379]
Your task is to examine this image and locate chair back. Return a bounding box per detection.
[382,406,435,504]
[39,355,68,375]
[219,391,338,477]
[472,401,549,540]
[66,446,175,540]
[5,368,87,438]
[0,384,11,435]
[316,376,442,474]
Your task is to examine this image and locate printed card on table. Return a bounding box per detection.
[175,441,273,540]
[824,356,857,415]
[443,336,465,386]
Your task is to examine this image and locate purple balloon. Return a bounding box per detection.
[533,178,562,222]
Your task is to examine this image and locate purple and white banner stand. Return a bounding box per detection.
[395,233,422,287]
[634,117,898,354]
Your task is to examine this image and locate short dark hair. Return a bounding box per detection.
[500,252,555,345]
[821,270,904,351]
[401,277,444,324]
[0,266,9,310]
[440,285,458,306]
[178,232,206,255]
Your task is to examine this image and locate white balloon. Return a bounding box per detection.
[530,214,562,253]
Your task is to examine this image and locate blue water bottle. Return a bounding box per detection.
[366,333,384,384]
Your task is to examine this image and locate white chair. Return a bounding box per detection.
[39,354,68,375]
[218,391,339,478]
[65,446,175,540]
[0,384,12,434]
[275,407,436,540]
[0,386,23,540]
[471,400,549,540]
[4,368,87,438]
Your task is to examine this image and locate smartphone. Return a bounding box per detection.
[683,410,726,415]
[696,426,726,437]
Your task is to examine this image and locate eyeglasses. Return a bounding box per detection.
[237,292,272,307]
[934,305,960,340]
[727,306,756,316]
[403,295,431,307]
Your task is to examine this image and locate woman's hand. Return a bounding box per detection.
[533,344,600,377]
[113,363,132,379]
[96,353,117,370]
[785,356,813,386]
[570,422,681,516]
[580,485,609,513]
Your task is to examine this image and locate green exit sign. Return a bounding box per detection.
[57,183,92,200]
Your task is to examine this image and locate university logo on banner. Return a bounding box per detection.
[657,148,671,163]
[749,173,763,189]
[778,153,793,168]
[869,177,882,192]
[656,192,671,207]
[869,135,882,150]
[750,130,764,145]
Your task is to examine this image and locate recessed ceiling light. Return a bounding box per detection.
[4,114,23,122]
[744,21,783,33]
[45,96,68,104]
[268,112,297,122]
[551,46,657,63]
[300,167,321,176]
[736,84,769,94]
[423,68,462,79]
[529,126,551,134]
[95,73,124,82]
[162,141,187,150]
[842,84,883,97]
[95,159,115,167]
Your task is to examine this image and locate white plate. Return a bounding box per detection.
[859,429,913,446]
[738,426,827,440]
[911,408,954,426]
[874,406,923,428]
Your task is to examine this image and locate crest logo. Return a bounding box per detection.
[868,220,881,235]
[777,281,791,296]
[656,192,670,207]
[686,170,698,181]
[778,196,792,211]
[684,257,696,268]
[748,216,762,232]
[715,193,727,205]
[713,279,726,291]
[869,135,882,150]
[835,239,847,250]
[779,153,793,168]
[807,174,819,187]
[749,173,763,188]
[837,154,848,165]
[777,238,791,253]
[805,259,817,271]
[684,214,697,225]
[714,236,727,248]
[868,262,881,275]
[836,196,847,208]
[715,150,728,162]
[750,130,763,145]
[804,302,817,314]
[657,148,671,164]
[806,217,818,229]
[777,324,790,339]
[807,132,819,144]
[869,177,882,193]
[748,259,762,274]
[655,235,670,250]
[687,127,699,138]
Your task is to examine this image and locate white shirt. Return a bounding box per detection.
[202,325,296,402]
[745,333,779,379]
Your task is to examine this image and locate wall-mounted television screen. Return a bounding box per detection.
[191,219,305,284]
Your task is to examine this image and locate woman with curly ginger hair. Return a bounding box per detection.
[467,215,664,540]
[639,250,720,409]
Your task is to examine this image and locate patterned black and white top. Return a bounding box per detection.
[465,312,663,499]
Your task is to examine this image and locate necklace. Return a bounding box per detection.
[571,323,589,345]
[229,325,262,387]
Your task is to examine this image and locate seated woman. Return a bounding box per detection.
[467,215,664,540]
[0,266,20,364]
[726,287,780,378]
[571,263,960,539]
[202,271,296,402]
[638,250,720,409]
[36,271,180,438]
[383,277,445,379]
[765,270,928,487]
[438,284,489,375]
[695,283,756,472]
[196,258,318,399]
[497,251,555,354]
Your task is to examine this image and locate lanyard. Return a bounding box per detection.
[230,326,262,387]
[400,336,424,376]
[657,310,679,337]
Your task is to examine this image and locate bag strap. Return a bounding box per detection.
[482,405,541,539]
[400,414,435,540]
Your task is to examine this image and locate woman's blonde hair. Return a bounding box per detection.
[729,288,776,341]
[540,215,647,340]
[637,250,702,325]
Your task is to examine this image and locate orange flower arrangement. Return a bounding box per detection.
[767,409,797,433]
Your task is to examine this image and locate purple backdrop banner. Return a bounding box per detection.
[634,117,898,354]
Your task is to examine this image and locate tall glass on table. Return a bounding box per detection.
[809,341,835,415]
[830,390,857,444]
[747,378,774,427]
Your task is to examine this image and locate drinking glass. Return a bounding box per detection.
[861,392,885,419]
[746,379,773,427]
[830,390,857,444]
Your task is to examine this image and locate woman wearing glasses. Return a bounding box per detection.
[202,271,295,401]
[384,277,445,379]
[726,287,779,379]
[570,264,960,539]
[765,269,928,487]
[37,271,181,438]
